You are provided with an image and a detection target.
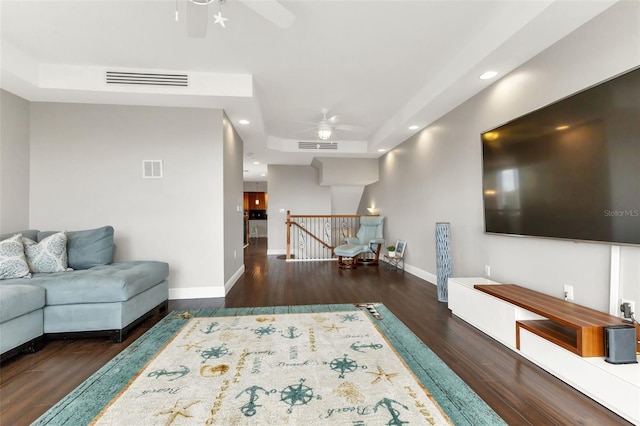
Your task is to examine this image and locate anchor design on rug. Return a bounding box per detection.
[279,378,321,414]
[200,322,220,334]
[198,344,229,363]
[374,397,409,426]
[327,354,367,378]
[147,365,190,381]
[236,385,277,417]
[281,326,302,339]
[350,341,383,353]
[253,324,276,338]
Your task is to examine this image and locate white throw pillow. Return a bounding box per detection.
[23,232,70,273]
[0,234,31,279]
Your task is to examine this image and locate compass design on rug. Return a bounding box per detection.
[328,354,366,378]
[339,313,359,322]
[253,324,276,338]
[199,344,229,363]
[279,378,320,414]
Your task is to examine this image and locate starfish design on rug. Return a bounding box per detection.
[178,341,203,352]
[155,399,201,424]
[173,311,192,320]
[366,365,399,384]
[322,323,345,333]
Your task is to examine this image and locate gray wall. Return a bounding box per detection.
[267,165,331,255]
[359,1,640,312]
[0,89,30,232]
[223,112,245,288]
[28,102,231,297]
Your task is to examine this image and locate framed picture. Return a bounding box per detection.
[395,240,406,257]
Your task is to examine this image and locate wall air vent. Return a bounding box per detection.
[143,160,163,178]
[106,71,188,87]
[298,141,338,150]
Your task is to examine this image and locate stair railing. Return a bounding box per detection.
[285,211,361,261]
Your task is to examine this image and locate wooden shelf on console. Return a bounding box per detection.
[474,284,624,357]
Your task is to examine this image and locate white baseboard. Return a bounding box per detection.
[267,249,286,256]
[169,265,246,300]
[380,257,437,286]
[169,286,226,300]
[225,264,245,295]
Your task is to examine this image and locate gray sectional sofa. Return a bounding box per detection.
[0,226,169,362]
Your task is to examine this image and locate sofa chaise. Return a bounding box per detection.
[0,226,169,362]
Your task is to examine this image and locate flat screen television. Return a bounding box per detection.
[482,67,640,246]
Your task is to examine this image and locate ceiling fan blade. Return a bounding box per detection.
[186,0,209,38]
[327,114,340,124]
[295,126,319,134]
[335,124,365,132]
[293,120,320,126]
[240,0,295,29]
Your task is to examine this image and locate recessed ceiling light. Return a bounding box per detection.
[260,173,266,177]
[408,125,420,130]
[238,119,250,125]
[556,125,569,131]
[377,148,386,152]
[253,161,260,165]
[480,71,498,80]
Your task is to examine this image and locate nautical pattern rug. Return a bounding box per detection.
[34,304,506,425]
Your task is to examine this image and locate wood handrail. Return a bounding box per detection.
[286,210,367,260]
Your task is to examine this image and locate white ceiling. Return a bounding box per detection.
[0,0,617,181]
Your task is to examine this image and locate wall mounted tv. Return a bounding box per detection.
[482,67,640,246]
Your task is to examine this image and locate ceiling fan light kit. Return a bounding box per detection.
[317,123,332,140]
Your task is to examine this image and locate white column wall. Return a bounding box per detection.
[29,102,226,295]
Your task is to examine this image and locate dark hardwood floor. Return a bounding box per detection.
[0,238,630,425]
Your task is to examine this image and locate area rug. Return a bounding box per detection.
[33,304,505,425]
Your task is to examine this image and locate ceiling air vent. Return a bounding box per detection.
[298,141,338,150]
[106,71,188,87]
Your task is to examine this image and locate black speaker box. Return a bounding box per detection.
[604,325,638,364]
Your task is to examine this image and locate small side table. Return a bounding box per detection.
[383,255,404,272]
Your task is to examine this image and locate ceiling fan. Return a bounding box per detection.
[297,109,364,141]
[183,0,295,38]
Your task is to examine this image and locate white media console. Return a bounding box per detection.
[448,277,639,424]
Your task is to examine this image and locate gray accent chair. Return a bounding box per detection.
[334,216,385,269]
